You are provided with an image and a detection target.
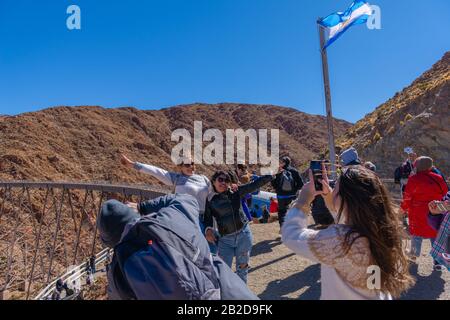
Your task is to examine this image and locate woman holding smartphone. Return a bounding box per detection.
[282,165,414,299]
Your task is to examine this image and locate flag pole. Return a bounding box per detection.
[318,21,337,179]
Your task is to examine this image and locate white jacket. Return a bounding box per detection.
[281,207,392,300]
[134,162,211,214]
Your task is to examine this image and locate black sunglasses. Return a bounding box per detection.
[217,177,231,184]
[182,162,195,167]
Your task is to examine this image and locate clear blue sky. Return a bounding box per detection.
[0,0,449,122]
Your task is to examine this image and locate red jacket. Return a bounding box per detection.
[401,170,448,238]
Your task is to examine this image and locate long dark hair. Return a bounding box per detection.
[211,170,232,193]
[336,166,414,298]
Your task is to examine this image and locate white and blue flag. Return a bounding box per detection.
[318,1,373,49]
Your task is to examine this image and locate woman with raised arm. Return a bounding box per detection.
[282,165,414,300]
[204,170,274,284]
[120,154,211,222]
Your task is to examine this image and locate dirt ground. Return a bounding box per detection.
[47,210,448,301]
[247,221,450,300]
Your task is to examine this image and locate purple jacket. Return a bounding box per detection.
[428,190,450,231]
[428,213,446,231]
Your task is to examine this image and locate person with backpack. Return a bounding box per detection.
[400,157,448,267]
[204,171,274,284]
[271,157,304,231]
[97,194,259,300]
[394,152,417,198]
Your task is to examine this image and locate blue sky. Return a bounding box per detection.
[0,0,449,123]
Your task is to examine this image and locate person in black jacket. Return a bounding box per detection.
[204,170,274,283]
[271,157,304,230]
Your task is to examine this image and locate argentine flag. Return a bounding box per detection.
[318,1,373,49]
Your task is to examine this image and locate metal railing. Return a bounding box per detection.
[0,181,166,300]
[34,248,114,300]
[0,178,443,300]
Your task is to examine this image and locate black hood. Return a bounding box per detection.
[97,200,140,248]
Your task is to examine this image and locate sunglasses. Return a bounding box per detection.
[182,163,195,167]
[217,177,231,184]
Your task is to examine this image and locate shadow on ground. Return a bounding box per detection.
[251,239,283,257]
[400,263,446,300]
[258,264,321,300]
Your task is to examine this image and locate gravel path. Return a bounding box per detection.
[247,222,449,300]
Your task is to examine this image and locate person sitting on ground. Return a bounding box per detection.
[399,156,448,267]
[97,193,258,300]
[252,205,275,224]
[282,165,415,300]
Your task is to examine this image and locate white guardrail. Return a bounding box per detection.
[34,248,113,300]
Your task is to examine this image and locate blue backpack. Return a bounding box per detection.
[107,195,258,300]
[108,208,220,300]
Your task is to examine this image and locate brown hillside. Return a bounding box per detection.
[0,104,351,185]
[337,52,450,176]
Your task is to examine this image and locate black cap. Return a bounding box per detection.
[97,200,140,248]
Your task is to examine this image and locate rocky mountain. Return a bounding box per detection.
[337,52,450,177]
[0,103,351,185]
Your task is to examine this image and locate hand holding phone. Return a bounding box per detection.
[429,200,450,215]
[310,160,323,192]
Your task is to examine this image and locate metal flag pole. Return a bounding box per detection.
[318,21,337,179]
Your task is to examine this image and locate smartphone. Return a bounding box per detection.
[310,160,323,191]
[435,201,450,213]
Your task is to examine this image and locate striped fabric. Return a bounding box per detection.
[430,191,450,270]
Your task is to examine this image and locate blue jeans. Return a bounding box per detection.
[217,224,253,284]
[411,236,435,259]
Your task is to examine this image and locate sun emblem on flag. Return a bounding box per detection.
[341,17,352,29]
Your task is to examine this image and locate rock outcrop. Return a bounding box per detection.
[0,103,351,184]
[337,52,450,177]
